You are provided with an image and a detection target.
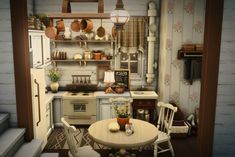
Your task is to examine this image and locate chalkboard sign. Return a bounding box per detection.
[114,70,130,90]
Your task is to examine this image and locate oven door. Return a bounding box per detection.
[63,99,96,119]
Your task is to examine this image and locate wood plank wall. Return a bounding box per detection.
[213,0,235,156]
[0,0,33,126]
[0,0,17,126]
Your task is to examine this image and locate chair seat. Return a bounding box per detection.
[76,146,100,157]
[155,131,170,143]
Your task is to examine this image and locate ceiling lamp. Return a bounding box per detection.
[110,0,130,30]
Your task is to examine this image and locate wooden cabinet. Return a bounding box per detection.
[29,30,51,68]
[96,92,131,120]
[132,99,157,125]
[99,98,114,120]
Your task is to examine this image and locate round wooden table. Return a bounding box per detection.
[88,118,158,157]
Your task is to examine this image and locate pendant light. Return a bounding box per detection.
[110,0,130,30]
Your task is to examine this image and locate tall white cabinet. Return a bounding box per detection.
[31,68,47,148]
[29,30,51,68]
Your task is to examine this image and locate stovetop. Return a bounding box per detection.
[62,91,95,99]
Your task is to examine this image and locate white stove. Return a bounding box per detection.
[62,91,96,125]
[62,91,95,100]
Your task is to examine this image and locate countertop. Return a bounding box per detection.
[94,91,131,98]
[130,91,158,99]
[44,90,158,104]
[44,91,66,104]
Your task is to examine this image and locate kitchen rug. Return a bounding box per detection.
[45,127,109,150]
[45,127,153,150]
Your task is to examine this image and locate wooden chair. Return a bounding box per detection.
[61,117,100,157]
[154,102,178,157]
[109,97,133,117]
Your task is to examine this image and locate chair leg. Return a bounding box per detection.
[168,140,175,156]
[154,142,158,157]
[138,146,143,152]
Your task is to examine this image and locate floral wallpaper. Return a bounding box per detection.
[158,0,206,115]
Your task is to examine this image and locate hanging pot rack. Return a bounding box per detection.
[47,0,110,20]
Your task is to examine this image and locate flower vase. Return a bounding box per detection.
[117,117,130,131]
[50,82,59,93]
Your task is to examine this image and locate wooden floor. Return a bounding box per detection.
[43,136,197,157]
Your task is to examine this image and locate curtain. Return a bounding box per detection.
[117,17,146,54]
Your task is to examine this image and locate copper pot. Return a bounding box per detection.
[70,20,80,32]
[93,52,101,60]
[45,22,57,39]
[80,19,93,33]
[56,19,65,32]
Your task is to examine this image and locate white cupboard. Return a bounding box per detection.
[29,30,51,68]
[31,68,47,148]
[99,101,114,120]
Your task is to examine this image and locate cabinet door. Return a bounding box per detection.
[31,69,47,148]
[30,33,43,67]
[100,104,113,120]
[42,35,51,64]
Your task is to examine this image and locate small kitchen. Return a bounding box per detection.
[0,0,206,156]
[30,0,160,145]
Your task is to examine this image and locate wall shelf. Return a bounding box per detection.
[52,59,113,62]
[178,49,203,59]
[50,39,114,43]
[47,13,110,19]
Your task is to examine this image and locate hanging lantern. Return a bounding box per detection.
[110,0,130,30]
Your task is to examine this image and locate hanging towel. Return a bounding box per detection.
[184,59,202,84]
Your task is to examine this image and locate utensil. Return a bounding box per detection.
[56,19,65,32]
[97,19,105,38]
[45,21,57,39]
[80,19,93,33]
[112,26,117,38]
[70,19,80,32]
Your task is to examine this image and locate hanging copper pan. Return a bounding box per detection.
[70,19,80,32]
[97,19,105,38]
[45,21,57,39]
[80,19,93,33]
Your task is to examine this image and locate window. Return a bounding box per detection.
[114,17,146,80]
[115,52,144,80]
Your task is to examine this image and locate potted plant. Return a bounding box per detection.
[113,104,130,130]
[48,68,62,93]
[113,83,126,94]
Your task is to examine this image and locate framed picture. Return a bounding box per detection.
[114,69,130,90]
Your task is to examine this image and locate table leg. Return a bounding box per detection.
[108,149,136,157]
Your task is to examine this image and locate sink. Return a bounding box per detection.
[132,91,151,95]
[130,91,158,99]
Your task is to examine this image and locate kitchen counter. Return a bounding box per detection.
[130,91,158,99]
[94,91,131,98]
[44,91,66,105]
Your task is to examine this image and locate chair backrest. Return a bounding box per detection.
[109,97,133,117]
[61,117,79,157]
[157,102,178,135]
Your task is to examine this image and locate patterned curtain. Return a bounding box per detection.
[117,17,145,54]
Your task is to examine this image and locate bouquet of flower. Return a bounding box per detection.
[48,68,62,82]
[113,103,130,118]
